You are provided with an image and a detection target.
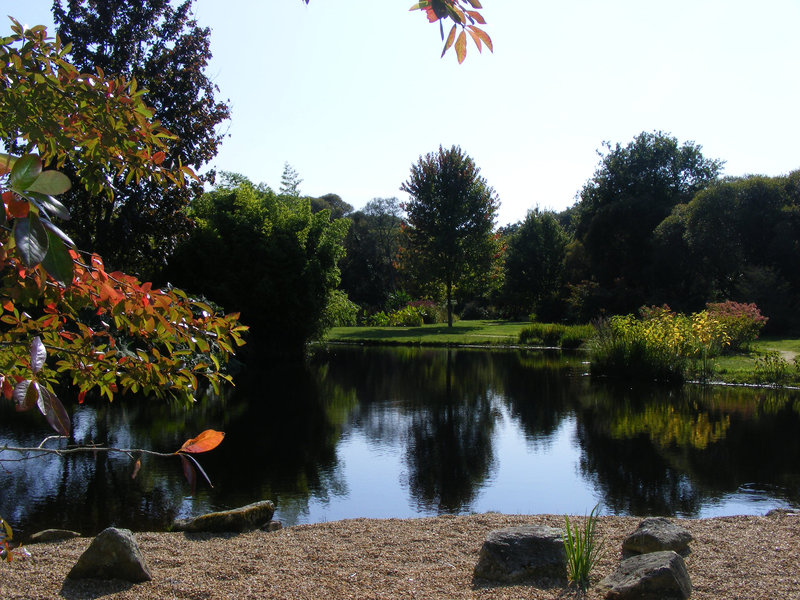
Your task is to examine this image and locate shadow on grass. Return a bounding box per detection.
[333,324,484,340]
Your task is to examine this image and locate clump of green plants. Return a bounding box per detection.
[753,351,800,386]
[322,290,360,328]
[563,504,604,591]
[590,305,734,383]
[519,323,593,348]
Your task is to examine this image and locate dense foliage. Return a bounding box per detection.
[0,20,244,428]
[164,176,349,358]
[400,145,501,327]
[50,0,230,277]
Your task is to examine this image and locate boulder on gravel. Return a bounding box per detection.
[622,517,693,557]
[473,525,566,584]
[67,527,151,583]
[598,550,691,600]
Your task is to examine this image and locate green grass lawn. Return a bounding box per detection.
[325,320,531,346]
[710,336,800,385]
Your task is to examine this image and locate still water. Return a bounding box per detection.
[1,345,799,537]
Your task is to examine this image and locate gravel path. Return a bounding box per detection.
[2,512,798,599]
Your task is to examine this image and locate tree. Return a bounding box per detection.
[279,162,303,198]
[340,197,403,308]
[400,145,500,326]
[50,0,230,277]
[164,175,349,358]
[503,208,569,320]
[571,131,722,315]
[0,20,244,427]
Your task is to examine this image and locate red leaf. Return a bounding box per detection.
[151,151,166,165]
[131,458,141,479]
[40,387,71,436]
[468,26,492,52]
[178,429,225,454]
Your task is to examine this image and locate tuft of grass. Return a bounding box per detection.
[563,504,604,591]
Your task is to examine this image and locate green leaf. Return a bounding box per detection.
[27,191,71,221]
[42,232,75,285]
[13,213,49,266]
[27,170,72,195]
[41,219,76,248]
[8,154,42,191]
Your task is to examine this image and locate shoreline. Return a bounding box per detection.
[3,511,799,599]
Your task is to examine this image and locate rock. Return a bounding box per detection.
[67,527,151,583]
[622,517,693,557]
[172,500,275,533]
[261,520,283,532]
[598,550,691,600]
[473,525,566,584]
[27,529,81,544]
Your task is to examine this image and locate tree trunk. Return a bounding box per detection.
[447,278,453,327]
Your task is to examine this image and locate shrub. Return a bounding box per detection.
[366,311,390,326]
[706,301,768,351]
[386,290,412,312]
[460,301,489,320]
[388,305,425,327]
[322,290,360,328]
[408,300,446,324]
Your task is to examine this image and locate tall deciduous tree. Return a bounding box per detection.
[51,0,230,277]
[400,145,499,326]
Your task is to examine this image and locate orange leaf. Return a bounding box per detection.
[151,151,166,165]
[7,195,29,218]
[455,30,467,63]
[131,458,141,479]
[469,25,492,52]
[441,24,457,58]
[179,429,225,454]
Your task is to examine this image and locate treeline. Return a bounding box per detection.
[152,131,800,358]
[333,131,800,333]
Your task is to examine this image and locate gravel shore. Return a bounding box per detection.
[2,512,799,599]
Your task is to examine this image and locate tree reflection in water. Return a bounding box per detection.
[1,346,799,536]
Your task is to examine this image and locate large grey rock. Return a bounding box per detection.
[67,527,151,583]
[473,525,566,583]
[598,550,691,600]
[27,529,81,544]
[622,517,693,557]
[172,500,275,533]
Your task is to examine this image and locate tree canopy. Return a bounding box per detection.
[50,0,230,277]
[164,175,349,358]
[400,145,500,326]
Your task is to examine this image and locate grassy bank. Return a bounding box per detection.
[325,320,531,346]
[713,337,800,386]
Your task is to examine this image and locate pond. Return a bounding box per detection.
[2,345,799,537]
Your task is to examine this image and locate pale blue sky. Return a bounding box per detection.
[6,1,800,225]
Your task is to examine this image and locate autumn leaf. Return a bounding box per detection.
[455,29,467,63]
[178,429,225,454]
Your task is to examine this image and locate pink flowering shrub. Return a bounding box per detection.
[706,301,768,351]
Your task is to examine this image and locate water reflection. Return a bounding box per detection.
[1,346,798,537]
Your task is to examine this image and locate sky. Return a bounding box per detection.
[6,1,800,226]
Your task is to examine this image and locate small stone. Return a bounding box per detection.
[622,517,693,557]
[473,525,566,584]
[67,527,151,583]
[172,500,275,533]
[599,550,691,600]
[26,529,82,544]
[262,520,283,532]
